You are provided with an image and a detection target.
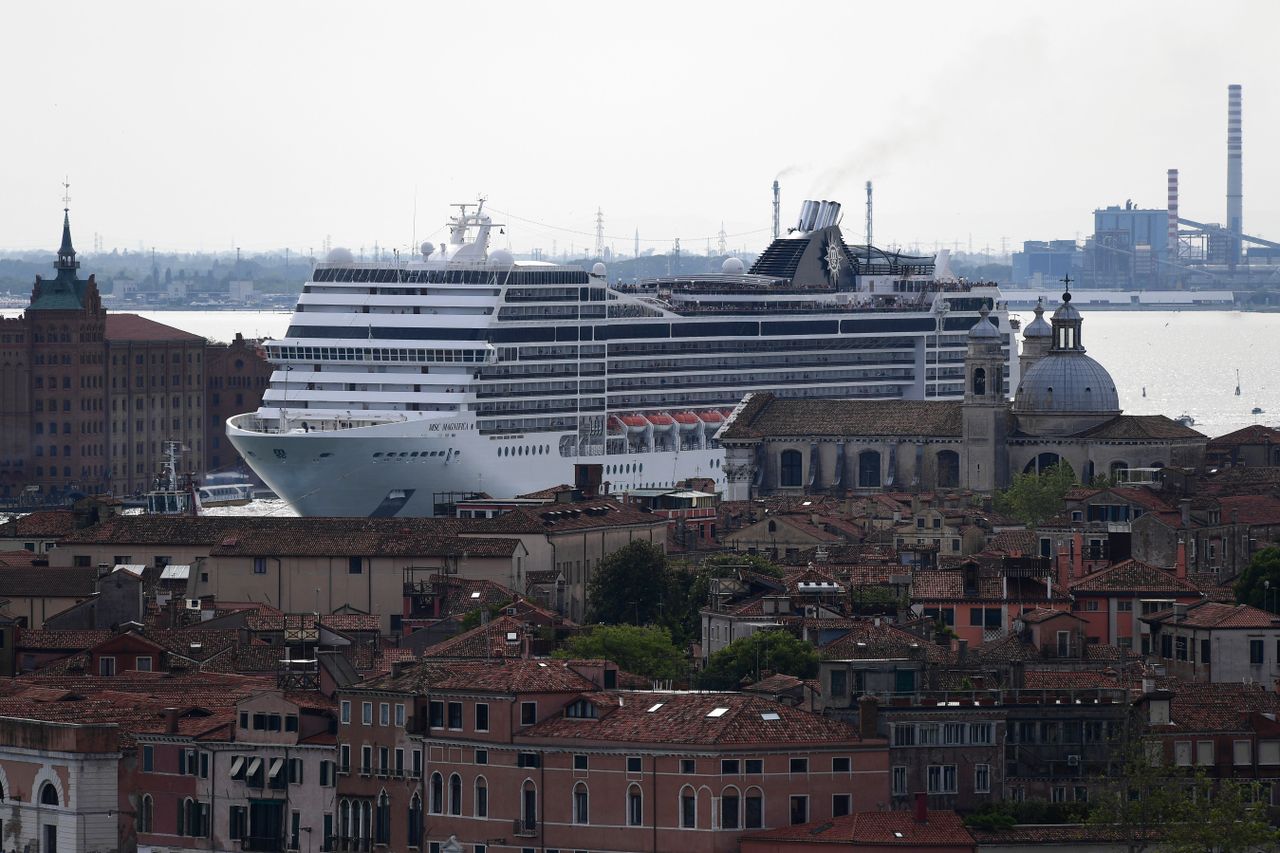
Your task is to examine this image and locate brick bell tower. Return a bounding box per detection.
[961,304,1009,492]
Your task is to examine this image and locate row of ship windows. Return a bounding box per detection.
[268,346,488,363]
[310,268,590,285]
[371,450,452,460]
[497,445,550,457]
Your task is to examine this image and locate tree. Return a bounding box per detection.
[697,630,818,690]
[994,463,1078,525]
[668,554,786,643]
[553,624,685,681]
[585,541,677,627]
[1234,546,1280,610]
[1087,735,1279,853]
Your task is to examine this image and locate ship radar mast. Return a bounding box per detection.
[444,197,506,262]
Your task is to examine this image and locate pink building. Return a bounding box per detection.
[1066,558,1203,651]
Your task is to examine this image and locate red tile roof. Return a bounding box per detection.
[0,565,96,598]
[359,658,600,694]
[0,510,79,538]
[1207,424,1280,448]
[1146,601,1280,630]
[468,501,665,534]
[742,809,973,847]
[1071,414,1204,440]
[520,690,861,746]
[0,550,42,569]
[1218,495,1280,526]
[819,621,951,664]
[105,313,204,342]
[720,392,965,440]
[420,615,534,660]
[1155,681,1280,733]
[1067,560,1203,595]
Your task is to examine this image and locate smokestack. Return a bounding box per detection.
[865,181,873,250]
[1167,168,1179,263]
[772,181,780,240]
[1227,84,1242,267]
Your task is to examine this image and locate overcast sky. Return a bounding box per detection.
[2,0,1276,257]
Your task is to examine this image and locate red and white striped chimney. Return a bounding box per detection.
[1167,168,1179,263]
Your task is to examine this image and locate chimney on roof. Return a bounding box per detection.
[858,694,878,739]
[164,707,179,734]
[390,659,410,679]
[1072,531,1084,578]
[914,792,928,823]
[1009,660,1025,690]
[957,638,968,665]
[1175,537,1188,579]
[1179,498,1192,529]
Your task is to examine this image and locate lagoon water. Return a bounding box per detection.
[5,306,1278,439]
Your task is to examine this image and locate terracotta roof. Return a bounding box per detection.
[1070,414,1204,440]
[0,550,42,569]
[1207,424,1280,448]
[742,809,972,846]
[1023,670,1122,690]
[421,615,533,660]
[105,313,204,342]
[521,690,860,746]
[1218,495,1280,526]
[515,484,572,500]
[0,565,96,598]
[1016,607,1082,624]
[986,529,1037,556]
[18,628,113,650]
[1146,601,1279,630]
[359,658,600,695]
[1068,560,1203,595]
[820,621,951,664]
[1156,681,1280,733]
[0,510,79,538]
[720,393,964,440]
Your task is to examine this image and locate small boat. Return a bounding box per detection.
[1236,369,1242,396]
[1175,414,1196,427]
[196,483,255,507]
[1253,407,1265,416]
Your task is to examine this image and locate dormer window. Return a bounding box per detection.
[566,700,598,719]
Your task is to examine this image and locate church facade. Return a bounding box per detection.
[720,294,1206,499]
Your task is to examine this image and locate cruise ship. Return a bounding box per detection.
[228,199,1014,517]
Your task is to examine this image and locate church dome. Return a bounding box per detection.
[1023,298,1051,338]
[967,305,1002,341]
[1013,352,1119,414]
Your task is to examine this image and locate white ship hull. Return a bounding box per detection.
[228,413,724,517]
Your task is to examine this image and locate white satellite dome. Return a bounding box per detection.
[721,257,745,274]
[591,262,607,277]
[490,249,514,266]
[420,242,435,258]
[326,247,354,264]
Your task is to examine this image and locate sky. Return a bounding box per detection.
[2,0,1277,258]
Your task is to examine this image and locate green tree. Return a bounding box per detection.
[994,463,1078,525]
[460,600,511,631]
[1088,736,1279,853]
[1234,546,1280,610]
[697,629,818,690]
[586,540,677,627]
[553,624,685,681]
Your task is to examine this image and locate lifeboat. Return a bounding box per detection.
[674,412,701,432]
[620,414,649,434]
[646,413,675,432]
[698,410,725,426]
[607,416,626,435]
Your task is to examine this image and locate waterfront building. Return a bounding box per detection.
[204,333,273,477]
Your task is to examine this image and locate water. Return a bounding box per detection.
[4,306,1276,438]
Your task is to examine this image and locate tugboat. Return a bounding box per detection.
[1175,414,1196,428]
[144,441,199,515]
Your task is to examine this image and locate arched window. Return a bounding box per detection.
[177,796,192,836]
[972,366,986,396]
[430,772,443,814]
[407,794,422,848]
[339,800,351,845]
[573,782,589,825]
[520,782,537,832]
[680,785,697,829]
[745,787,765,829]
[449,773,462,816]
[767,520,777,533]
[627,784,643,827]
[1110,460,1129,480]
[720,786,741,830]
[375,792,391,845]
[779,450,803,487]
[858,450,882,488]
[936,450,960,489]
[137,794,153,833]
[360,801,371,843]
[475,777,489,818]
[1023,452,1069,477]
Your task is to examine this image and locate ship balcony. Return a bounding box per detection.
[227,412,407,435]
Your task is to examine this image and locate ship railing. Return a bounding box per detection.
[229,413,407,434]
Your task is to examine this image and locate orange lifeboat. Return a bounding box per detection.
[607,416,626,435]
[620,414,648,434]
[698,410,725,425]
[674,411,701,432]
[646,413,675,432]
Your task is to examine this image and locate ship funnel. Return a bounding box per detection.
[1227,84,1242,266]
[816,201,831,229]
[826,201,841,228]
[796,200,816,232]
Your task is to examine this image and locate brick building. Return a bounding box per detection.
[204,333,273,477]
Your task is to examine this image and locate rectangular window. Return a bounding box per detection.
[361,746,372,774]
[470,749,483,767]
[720,791,740,829]
[832,793,852,817]
[429,700,444,728]
[1085,600,1099,612]
[379,703,390,726]
[1117,600,1134,612]
[1052,786,1066,803]
[378,747,388,773]
[927,765,958,793]
[253,557,267,574]
[362,702,373,725]
[135,655,153,672]
[339,701,351,724]
[627,756,642,773]
[971,723,994,744]
[289,758,303,784]
[721,759,740,775]
[348,556,363,574]
[832,756,850,773]
[1197,740,1214,766]
[893,724,916,746]
[830,669,847,697]
[339,744,350,772]
[1175,741,1193,766]
[974,764,990,793]
[1235,739,1252,765]
[143,745,154,771]
[789,757,808,773]
[1258,741,1279,765]
[789,795,808,826]
[447,701,463,729]
[892,766,907,795]
[681,759,696,774]
[475,703,489,732]
[394,703,405,727]
[1252,640,1265,665]
[746,759,763,774]
[99,656,116,676]
[681,792,696,828]
[521,701,537,726]
[918,724,939,746]
[574,754,588,771]
[320,761,333,786]
[943,723,966,745]
[394,749,404,776]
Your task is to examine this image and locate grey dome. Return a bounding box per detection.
[967,306,1002,340]
[1014,352,1120,414]
[1023,300,1052,338]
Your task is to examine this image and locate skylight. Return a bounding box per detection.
[707,707,729,718]
[647,702,665,713]
[760,711,781,721]
[470,591,482,599]
[893,831,904,838]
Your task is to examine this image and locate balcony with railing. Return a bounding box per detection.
[512,817,538,837]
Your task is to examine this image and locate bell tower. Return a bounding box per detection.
[961,305,1009,492]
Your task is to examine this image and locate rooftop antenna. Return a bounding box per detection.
[717,222,727,256]
[865,181,873,251]
[412,185,418,257]
[772,180,780,240]
[594,207,605,258]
